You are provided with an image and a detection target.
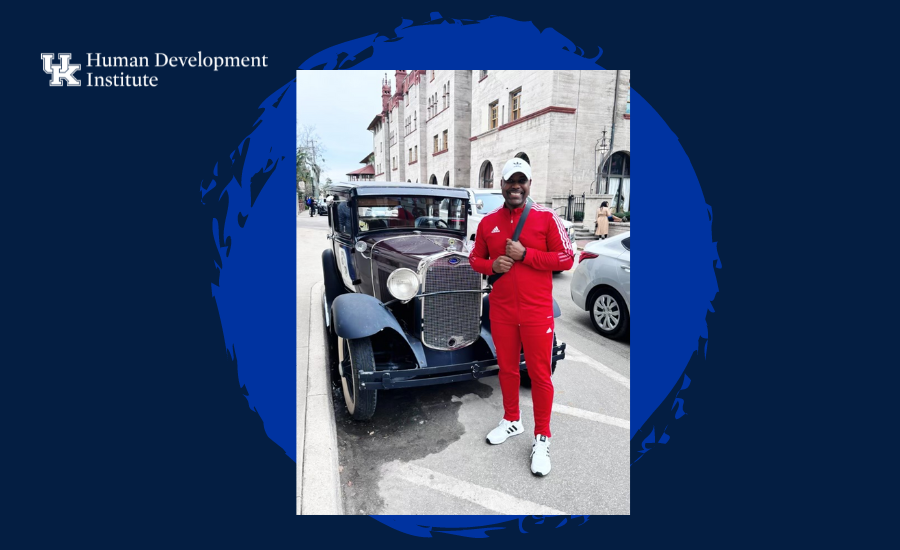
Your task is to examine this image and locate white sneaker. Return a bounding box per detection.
[485,417,524,445]
[531,434,551,476]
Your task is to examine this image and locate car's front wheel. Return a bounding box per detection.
[338,335,378,420]
[588,286,629,339]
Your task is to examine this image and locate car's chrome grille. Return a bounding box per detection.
[422,255,481,350]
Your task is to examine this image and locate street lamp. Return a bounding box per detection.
[594,128,609,194]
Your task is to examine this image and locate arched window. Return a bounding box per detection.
[429,174,437,185]
[599,151,630,210]
[407,179,411,183]
[480,161,494,189]
[443,172,450,186]
[514,152,530,167]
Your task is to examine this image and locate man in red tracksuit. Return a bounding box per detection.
[468,157,574,476]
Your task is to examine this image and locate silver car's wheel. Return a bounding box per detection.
[593,294,621,331]
[588,287,629,339]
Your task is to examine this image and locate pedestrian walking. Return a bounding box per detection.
[468,157,575,476]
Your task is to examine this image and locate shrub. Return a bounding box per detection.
[574,211,584,222]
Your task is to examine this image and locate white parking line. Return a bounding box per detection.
[520,397,630,430]
[381,462,567,515]
[563,346,630,389]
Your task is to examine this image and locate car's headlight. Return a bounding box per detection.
[387,268,419,301]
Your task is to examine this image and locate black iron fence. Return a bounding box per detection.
[563,193,586,222]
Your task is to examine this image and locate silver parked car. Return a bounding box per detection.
[570,232,630,339]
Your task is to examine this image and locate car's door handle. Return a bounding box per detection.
[620,265,630,271]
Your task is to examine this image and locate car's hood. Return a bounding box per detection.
[366,233,467,271]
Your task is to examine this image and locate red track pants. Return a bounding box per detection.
[492,321,555,437]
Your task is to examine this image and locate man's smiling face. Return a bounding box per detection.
[501,172,531,208]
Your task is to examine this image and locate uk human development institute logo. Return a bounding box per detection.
[41,53,81,86]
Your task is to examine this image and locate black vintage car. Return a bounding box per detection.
[322,182,566,420]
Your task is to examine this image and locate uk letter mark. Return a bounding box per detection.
[42,53,81,86]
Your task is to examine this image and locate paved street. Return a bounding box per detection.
[297,212,629,515]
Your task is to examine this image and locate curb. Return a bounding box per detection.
[299,282,343,515]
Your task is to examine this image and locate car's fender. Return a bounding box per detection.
[331,293,428,367]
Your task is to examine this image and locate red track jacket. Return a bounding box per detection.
[469,203,575,325]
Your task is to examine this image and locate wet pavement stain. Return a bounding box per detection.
[332,378,493,515]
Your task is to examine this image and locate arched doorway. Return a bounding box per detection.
[479,160,493,188]
[429,174,437,185]
[599,151,630,210]
[443,172,450,186]
[514,152,530,167]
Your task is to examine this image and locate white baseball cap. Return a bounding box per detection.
[501,158,532,181]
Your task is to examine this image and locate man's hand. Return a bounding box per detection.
[492,255,514,274]
[506,239,526,261]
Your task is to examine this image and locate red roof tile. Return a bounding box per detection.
[346,165,375,176]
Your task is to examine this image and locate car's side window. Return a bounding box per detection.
[621,237,630,251]
[331,199,352,236]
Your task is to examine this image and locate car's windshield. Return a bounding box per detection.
[357,196,467,233]
[472,192,505,214]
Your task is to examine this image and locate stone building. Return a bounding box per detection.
[368,70,630,213]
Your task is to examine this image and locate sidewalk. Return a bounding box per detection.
[296,281,343,515]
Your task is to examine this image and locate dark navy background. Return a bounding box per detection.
[9,2,789,545]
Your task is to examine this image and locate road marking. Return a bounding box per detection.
[521,397,630,430]
[382,462,567,515]
[563,346,630,389]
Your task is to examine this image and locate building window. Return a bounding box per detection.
[442,130,448,152]
[515,152,530,166]
[510,88,522,121]
[480,70,488,80]
[600,151,631,210]
[480,161,493,189]
[414,145,417,159]
[489,100,498,129]
[434,135,438,153]
[443,172,449,186]
[429,174,437,185]
[408,148,412,163]
[413,111,416,130]
[446,83,450,107]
